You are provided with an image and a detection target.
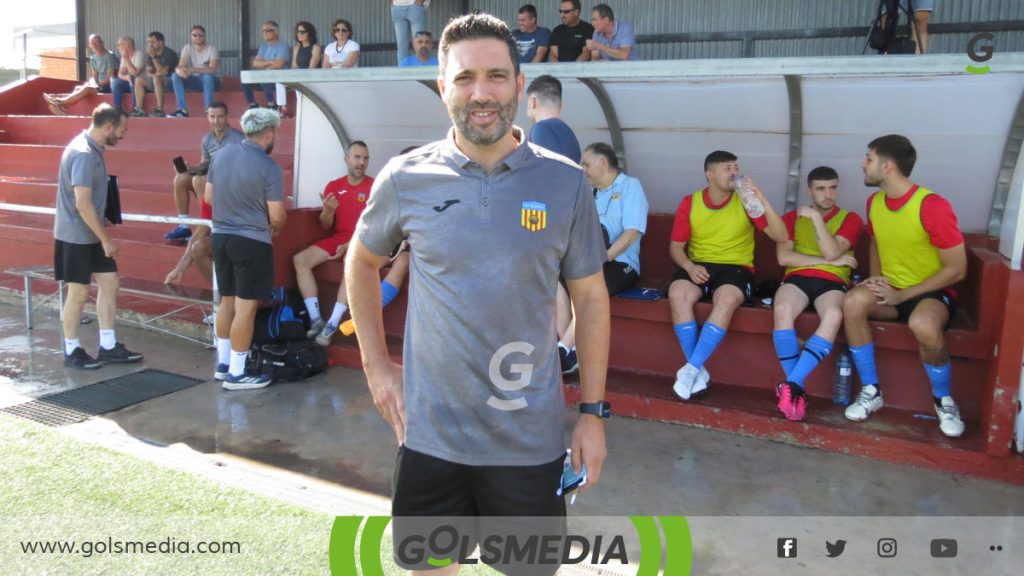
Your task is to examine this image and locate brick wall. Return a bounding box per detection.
[39,47,77,80]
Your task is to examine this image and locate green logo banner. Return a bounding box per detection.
[329,515,691,575]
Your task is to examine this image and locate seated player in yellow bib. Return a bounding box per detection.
[842,134,967,438]
[773,166,863,421]
[668,150,788,400]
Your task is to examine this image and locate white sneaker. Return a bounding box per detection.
[315,322,338,347]
[690,366,711,397]
[935,396,965,438]
[306,318,326,340]
[844,385,883,421]
[672,364,700,401]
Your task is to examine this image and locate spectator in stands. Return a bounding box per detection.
[842,134,966,437]
[170,25,221,118]
[243,21,290,111]
[883,0,933,54]
[43,35,120,116]
[512,4,551,63]
[526,74,580,163]
[55,103,143,368]
[111,37,144,114]
[207,108,286,390]
[550,0,594,62]
[668,151,787,400]
[293,141,374,346]
[345,16,608,565]
[292,21,322,69]
[323,19,360,69]
[133,31,177,118]
[586,4,638,61]
[772,167,863,421]
[398,31,438,66]
[391,0,429,65]
[556,142,648,373]
[164,100,244,252]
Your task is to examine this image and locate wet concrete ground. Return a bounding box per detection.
[1,300,1023,518]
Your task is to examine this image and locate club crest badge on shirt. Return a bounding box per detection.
[357,192,367,202]
[521,201,547,232]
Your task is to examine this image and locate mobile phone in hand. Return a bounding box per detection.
[172,156,188,174]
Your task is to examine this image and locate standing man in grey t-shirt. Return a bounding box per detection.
[55,104,144,369]
[347,13,610,574]
[206,108,286,390]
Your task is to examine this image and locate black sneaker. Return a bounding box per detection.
[97,342,144,363]
[130,107,147,117]
[65,347,101,370]
[170,109,189,118]
[559,346,579,374]
[247,102,259,109]
[151,108,166,118]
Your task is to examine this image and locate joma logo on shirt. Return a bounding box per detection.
[486,342,534,411]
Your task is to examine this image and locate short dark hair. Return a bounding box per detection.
[526,75,562,104]
[586,142,619,171]
[519,4,538,18]
[294,21,318,45]
[208,101,228,114]
[562,0,582,11]
[332,19,354,39]
[191,25,206,34]
[704,150,737,172]
[807,166,838,186]
[148,31,165,43]
[348,140,368,153]
[92,103,127,129]
[868,134,916,177]
[593,3,615,20]
[440,13,520,78]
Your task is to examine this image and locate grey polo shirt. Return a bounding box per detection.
[54,131,108,245]
[355,127,606,466]
[201,127,244,163]
[208,139,284,244]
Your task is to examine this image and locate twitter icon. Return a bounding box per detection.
[826,540,847,558]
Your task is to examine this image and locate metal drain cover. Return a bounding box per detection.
[0,369,203,427]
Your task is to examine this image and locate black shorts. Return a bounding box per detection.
[781,275,847,304]
[211,234,274,300]
[895,290,957,325]
[54,240,117,285]
[391,446,566,575]
[672,262,754,301]
[604,261,639,296]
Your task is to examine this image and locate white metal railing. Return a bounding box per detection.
[0,203,211,227]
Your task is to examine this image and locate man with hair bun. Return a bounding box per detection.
[206,108,286,390]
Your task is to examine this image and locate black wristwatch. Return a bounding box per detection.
[579,401,611,419]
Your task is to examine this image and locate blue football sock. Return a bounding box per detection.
[688,322,726,369]
[773,329,800,377]
[381,281,399,308]
[849,343,879,388]
[787,335,833,388]
[673,321,698,360]
[924,362,952,399]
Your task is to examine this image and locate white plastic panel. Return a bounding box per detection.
[801,74,1024,233]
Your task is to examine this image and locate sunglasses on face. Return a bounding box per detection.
[296,29,308,34]
[559,8,576,14]
[262,29,275,33]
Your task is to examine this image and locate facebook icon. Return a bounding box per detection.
[777,538,798,558]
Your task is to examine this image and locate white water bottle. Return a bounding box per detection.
[735,174,765,218]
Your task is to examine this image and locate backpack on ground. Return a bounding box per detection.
[252,287,310,344]
[247,340,328,382]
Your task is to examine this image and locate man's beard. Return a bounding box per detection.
[449,99,517,146]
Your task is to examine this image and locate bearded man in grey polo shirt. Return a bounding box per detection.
[54,104,144,369]
[347,12,610,575]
